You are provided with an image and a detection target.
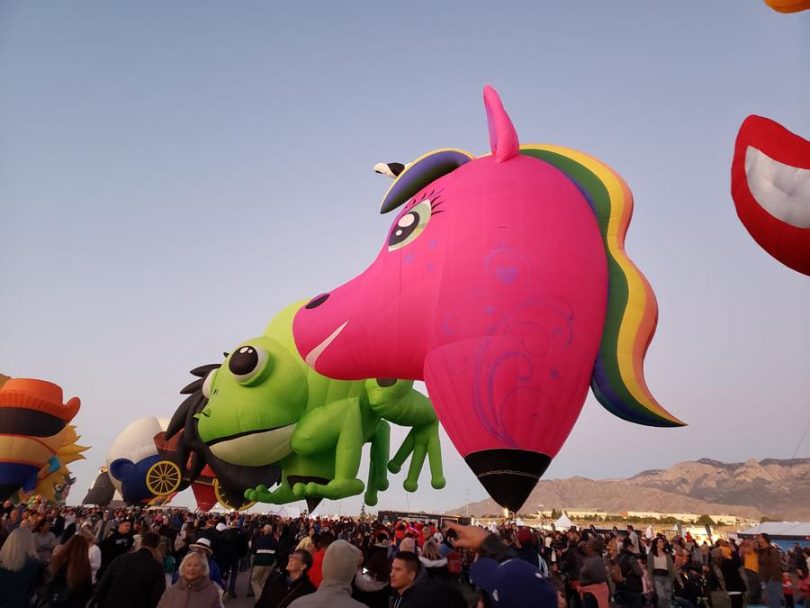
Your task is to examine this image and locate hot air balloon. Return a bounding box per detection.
[731,116,810,276]
[764,0,810,13]
[293,86,683,512]
[0,378,84,502]
[104,417,216,509]
[106,417,173,505]
[82,466,117,507]
[194,301,444,511]
[20,424,87,504]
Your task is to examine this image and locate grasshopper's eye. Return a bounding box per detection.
[228,345,270,384]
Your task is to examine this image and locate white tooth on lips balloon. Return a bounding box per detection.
[305,321,348,368]
[745,146,810,228]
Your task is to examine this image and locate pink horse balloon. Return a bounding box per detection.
[294,86,684,511]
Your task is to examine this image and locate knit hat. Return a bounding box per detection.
[399,537,416,553]
[321,540,361,585]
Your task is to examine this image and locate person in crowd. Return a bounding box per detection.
[93,530,166,608]
[251,524,279,599]
[308,532,334,588]
[419,539,448,578]
[287,540,365,608]
[2,508,21,537]
[33,517,57,564]
[216,519,249,598]
[579,537,609,608]
[256,549,316,608]
[157,551,220,608]
[446,521,554,608]
[514,527,540,569]
[711,540,746,608]
[740,538,762,603]
[389,550,421,608]
[352,546,390,608]
[758,533,784,608]
[647,536,675,608]
[41,533,93,608]
[80,525,102,584]
[0,527,41,608]
[614,537,644,608]
[175,536,224,590]
[98,518,134,577]
[626,526,640,555]
[295,535,315,554]
[795,566,810,607]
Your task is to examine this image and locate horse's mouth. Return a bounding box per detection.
[304,321,348,368]
[207,424,297,466]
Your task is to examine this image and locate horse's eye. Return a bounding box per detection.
[388,199,432,251]
[228,345,270,384]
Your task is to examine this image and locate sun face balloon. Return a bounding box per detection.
[764,0,810,13]
[731,115,810,276]
[0,378,82,502]
[293,86,683,512]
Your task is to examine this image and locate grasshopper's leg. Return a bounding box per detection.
[364,420,390,505]
[292,398,365,500]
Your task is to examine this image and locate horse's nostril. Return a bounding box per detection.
[305,294,330,309]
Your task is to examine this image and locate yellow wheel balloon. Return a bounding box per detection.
[213,478,255,511]
[145,461,181,496]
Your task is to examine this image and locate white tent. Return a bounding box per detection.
[554,514,574,529]
[738,521,810,538]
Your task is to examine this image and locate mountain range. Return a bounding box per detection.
[448,458,810,521]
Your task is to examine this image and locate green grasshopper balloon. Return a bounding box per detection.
[195,302,445,506]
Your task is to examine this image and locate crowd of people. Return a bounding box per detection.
[1,499,809,608]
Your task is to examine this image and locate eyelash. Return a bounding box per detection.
[403,190,445,216]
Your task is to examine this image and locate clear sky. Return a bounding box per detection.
[1,1,809,515]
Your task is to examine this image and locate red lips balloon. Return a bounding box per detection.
[731,115,810,276]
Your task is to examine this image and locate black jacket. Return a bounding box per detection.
[255,570,316,608]
[392,580,466,608]
[92,548,166,608]
[217,527,249,565]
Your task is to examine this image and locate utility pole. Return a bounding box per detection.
[465,488,469,518]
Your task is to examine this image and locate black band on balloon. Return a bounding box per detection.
[465,449,551,513]
[0,408,66,437]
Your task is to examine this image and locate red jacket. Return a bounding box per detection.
[309,549,326,587]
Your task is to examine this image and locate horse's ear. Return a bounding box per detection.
[483,85,519,163]
[373,162,407,179]
[380,149,473,213]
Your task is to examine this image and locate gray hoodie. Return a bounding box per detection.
[288,540,366,608]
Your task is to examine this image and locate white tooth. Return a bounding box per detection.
[305,321,348,368]
[201,370,216,399]
[745,146,810,228]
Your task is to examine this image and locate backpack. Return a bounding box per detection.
[610,561,626,584]
[447,550,462,575]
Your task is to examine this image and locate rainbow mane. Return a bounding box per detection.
[520,145,683,427]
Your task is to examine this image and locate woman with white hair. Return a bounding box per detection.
[157,551,220,608]
[0,527,41,607]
